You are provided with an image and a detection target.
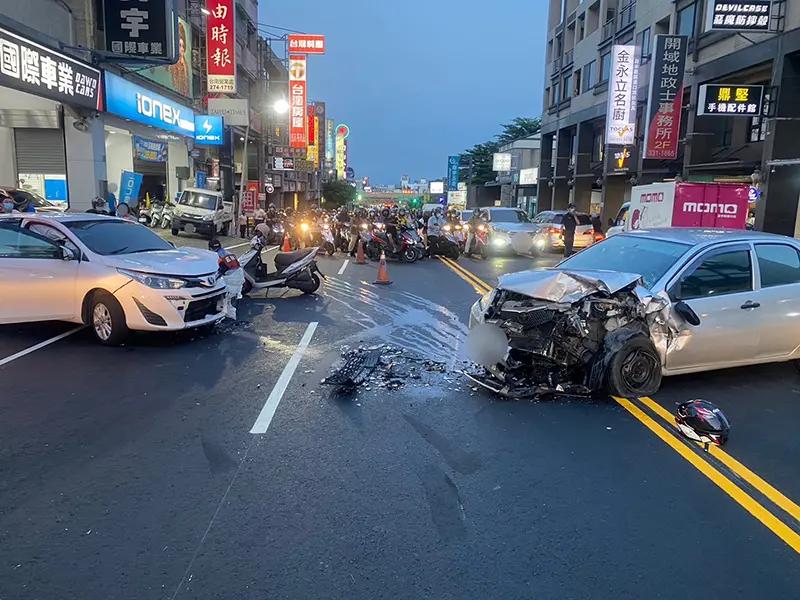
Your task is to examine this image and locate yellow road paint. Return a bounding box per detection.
[613,396,800,555]
[639,396,800,523]
[438,257,493,294]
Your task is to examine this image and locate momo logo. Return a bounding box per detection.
[640,192,665,203]
[684,202,738,215]
[136,93,181,126]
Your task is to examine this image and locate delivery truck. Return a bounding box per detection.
[606,181,750,236]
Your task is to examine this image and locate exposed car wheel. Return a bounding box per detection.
[90,292,129,346]
[606,336,662,397]
[171,228,179,236]
[300,273,321,294]
[241,279,253,296]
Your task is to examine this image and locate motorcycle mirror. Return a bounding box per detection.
[674,300,701,326]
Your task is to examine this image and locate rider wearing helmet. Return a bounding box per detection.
[465,209,487,257]
[380,206,398,252]
[426,207,445,256]
[209,238,241,276]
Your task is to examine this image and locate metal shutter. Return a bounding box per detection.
[14,128,65,174]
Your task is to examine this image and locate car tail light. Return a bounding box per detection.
[548,227,561,235]
[593,232,605,243]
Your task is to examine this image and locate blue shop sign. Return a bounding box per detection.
[104,72,195,137]
[194,115,224,145]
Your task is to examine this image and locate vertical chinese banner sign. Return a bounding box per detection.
[643,35,688,160]
[206,0,235,92]
[289,55,307,148]
[605,45,638,146]
[306,105,317,165]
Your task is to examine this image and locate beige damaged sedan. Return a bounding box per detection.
[467,228,800,397]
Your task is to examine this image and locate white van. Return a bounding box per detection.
[171,188,234,238]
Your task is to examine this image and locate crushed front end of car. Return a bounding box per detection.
[466,269,677,398]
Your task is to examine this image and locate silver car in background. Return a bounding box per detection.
[530,210,595,252]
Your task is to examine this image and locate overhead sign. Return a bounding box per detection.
[447,190,467,207]
[519,167,539,185]
[103,0,176,61]
[706,0,772,32]
[492,153,512,171]
[0,25,102,110]
[644,35,688,160]
[447,156,461,191]
[606,145,637,173]
[288,55,307,148]
[325,118,335,167]
[272,156,295,170]
[207,97,248,126]
[313,102,326,169]
[430,181,445,194]
[336,123,350,139]
[206,0,236,92]
[697,84,764,116]
[194,115,224,144]
[335,132,346,180]
[605,45,639,146]
[104,72,195,136]
[749,186,761,202]
[288,34,326,54]
[133,136,168,161]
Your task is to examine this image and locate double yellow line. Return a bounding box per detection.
[437,256,800,554]
[437,256,493,295]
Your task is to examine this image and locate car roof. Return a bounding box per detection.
[619,227,793,246]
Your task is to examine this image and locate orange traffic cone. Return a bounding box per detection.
[282,231,292,252]
[374,251,392,285]
[356,237,368,264]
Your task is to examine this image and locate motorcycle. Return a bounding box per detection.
[450,222,466,254]
[267,221,285,245]
[335,222,351,253]
[148,202,163,228]
[366,222,421,263]
[428,224,460,260]
[160,201,173,229]
[465,222,489,259]
[319,222,336,256]
[239,237,325,296]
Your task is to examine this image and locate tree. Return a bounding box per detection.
[322,180,357,208]
[495,117,542,144]
[459,140,500,185]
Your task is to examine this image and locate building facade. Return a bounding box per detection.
[539,0,800,235]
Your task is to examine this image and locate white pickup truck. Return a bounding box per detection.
[170,188,234,238]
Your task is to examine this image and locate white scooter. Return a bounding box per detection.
[160,201,174,229]
[239,237,325,296]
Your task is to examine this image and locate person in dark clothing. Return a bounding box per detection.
[591,213,603,234]
[562,203,578,257]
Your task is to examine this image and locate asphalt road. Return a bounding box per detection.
[1,247,799,600]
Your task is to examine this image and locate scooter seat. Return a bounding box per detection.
[274,248,315,268]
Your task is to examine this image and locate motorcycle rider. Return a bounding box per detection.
[348,207,367,256]
[379,206,398,253]
[209,238,243,319]
[464,209,487,257]
[426,207,446,256]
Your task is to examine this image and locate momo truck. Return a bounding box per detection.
[606,181,750,236]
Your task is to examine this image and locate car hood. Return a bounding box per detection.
[492,222,538,233]
[102,248,218,276]
[497,268,643,304]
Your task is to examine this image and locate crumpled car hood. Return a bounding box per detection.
[497,269,643,304]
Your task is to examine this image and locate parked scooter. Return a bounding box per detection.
[239,238,325,296]
[149,202,164,228]
[160,201,174,229]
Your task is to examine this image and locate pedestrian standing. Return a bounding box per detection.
[562,203,577,257]
[238,212,248,238]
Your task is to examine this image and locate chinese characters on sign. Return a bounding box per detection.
[133,135,168,162]
[206,0,236,92]
[103,0,174,59]
[605,45,639,146]
[288,55,307,148]
[447,156,461,191]
[287,35,326,55]
[697,84,765,116]
[325,119,335,167]
[335,128,346,180]
[644,35,687,160]
[272,157,295,170]
[0,26,101,110]
[706,1,772,32]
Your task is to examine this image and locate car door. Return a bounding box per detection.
[666,244,759,372]
[0,221,78,322]
[752,242,800,359]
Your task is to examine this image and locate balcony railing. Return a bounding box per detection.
[618,2,636,31]
[601,19,615,41]
[563,48,574,67]
[552,56,562,76]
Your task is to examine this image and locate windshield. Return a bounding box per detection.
[491,210,531,223]
[64,219,173,255]
[10,190,55,208]
[179,190,219,211]
[557,234,691,289]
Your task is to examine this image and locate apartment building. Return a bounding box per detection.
[538,0,800,236]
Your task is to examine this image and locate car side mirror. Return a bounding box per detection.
[60,246,75,261]
[674,300,701,326]
[168,241,176,248]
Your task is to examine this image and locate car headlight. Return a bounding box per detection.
[492,234,509,246]
[118,268,187,289]
[300,223,309,232]
[202,214,214,221]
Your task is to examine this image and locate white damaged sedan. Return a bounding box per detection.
[0,213,226,345]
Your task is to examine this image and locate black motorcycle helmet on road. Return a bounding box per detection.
[675,399,730,446]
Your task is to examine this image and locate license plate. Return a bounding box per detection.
[185,224,196,234]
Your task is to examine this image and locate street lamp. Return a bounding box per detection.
[238,98,288,215]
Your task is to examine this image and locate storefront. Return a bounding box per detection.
[102,72,194,206]
[0,23,103,208]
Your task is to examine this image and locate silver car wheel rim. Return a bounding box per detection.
[93,303,113,341]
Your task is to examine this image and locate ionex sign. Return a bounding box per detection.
[105,72,195,136]
[194,115,224,144]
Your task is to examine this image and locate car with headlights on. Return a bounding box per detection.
[468,228,800,397]
[479,207,539,254]
[0,213,226,345]
[529,210,594,253]
[171,188,233,238]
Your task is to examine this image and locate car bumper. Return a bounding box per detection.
[172,217,215,235]
[116,281,227,332]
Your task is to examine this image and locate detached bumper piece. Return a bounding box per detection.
[463,367,592,399]
[323,347,383,388]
